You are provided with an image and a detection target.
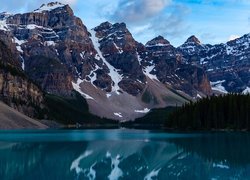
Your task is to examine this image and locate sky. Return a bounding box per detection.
[1,0,250,46]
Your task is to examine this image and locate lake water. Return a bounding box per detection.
[0,129,250,180]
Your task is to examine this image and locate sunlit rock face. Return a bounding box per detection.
[178,35,250,94]
[139,36,212,97]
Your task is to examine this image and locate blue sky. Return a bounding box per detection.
[1,0,250,46]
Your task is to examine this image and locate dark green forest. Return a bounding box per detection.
[166,94,250,130]
[122,107,176,128]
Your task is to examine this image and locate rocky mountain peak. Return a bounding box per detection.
[94,22,135,48]
[34,2,66,13]
[0,12,12,20]
[178,35,206,56]
[91,21,146,95]
[94,21,128,36]
[146,36,170,47]
[94,21,112,31]
[185,35,201,45]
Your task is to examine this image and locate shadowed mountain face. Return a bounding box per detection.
[0,39,45,119]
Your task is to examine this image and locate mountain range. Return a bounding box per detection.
[0,2,249,122]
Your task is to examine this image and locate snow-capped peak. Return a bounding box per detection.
[34,2,66,13]
[0,12,12,20]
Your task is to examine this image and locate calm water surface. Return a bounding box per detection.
[0,129,250,180]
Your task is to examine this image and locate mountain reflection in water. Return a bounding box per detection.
[0,130,250,180]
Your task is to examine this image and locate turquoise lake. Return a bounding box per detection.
[0,129,250,180]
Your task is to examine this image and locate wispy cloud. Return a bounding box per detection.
[149,4,190,38]
[105,0,190,43]
[109,0,172,24]
[228,35,240,41]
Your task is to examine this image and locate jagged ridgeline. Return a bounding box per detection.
[0,2,249,121]
[166,94,250,130]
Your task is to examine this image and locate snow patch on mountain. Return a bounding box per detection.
[34,2,65,13]
[44,41,56,46]
[14,37,27,53]
[80,51,85,59]
[135,108,150,113]
[86,64,101,88]
[145,43,169,48]
[136,52,143,65]
[0,12,11,31]
[114,112,123,118]
[243,87,250,94]
[26,24,43,30]
[89,29,123,94]
[113,42,123,54]
[225,45,234,55]
[143,65,159,81]
[210,80,228,94]
[20,56,25,70]
[72,79,94,100]
[0,19,8,31]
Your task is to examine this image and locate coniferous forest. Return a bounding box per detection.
[165,94,250,130]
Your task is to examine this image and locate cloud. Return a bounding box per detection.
[201,33,216,40]
[0,0,77,13]
[109,0,172,24]
[105,0,190,42]
[229,35,240,41]
[149,4,190,38]
[61,0,78,6]
[130,24,151,35]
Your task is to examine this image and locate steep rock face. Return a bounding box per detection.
[178,35,211,61]
[25,55,73,95]
[0,40,21,68]
[178,35,250,93]
[0,70,44,117]
[1,2,103,96]
[139,36,211,97]
[0,40,44,118]
[92,22,146,95]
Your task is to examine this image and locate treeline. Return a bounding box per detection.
[122,107,176,129]
[166,94,250,130]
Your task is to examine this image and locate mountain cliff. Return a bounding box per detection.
[0,40,44,118]
[178,35,250,94]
